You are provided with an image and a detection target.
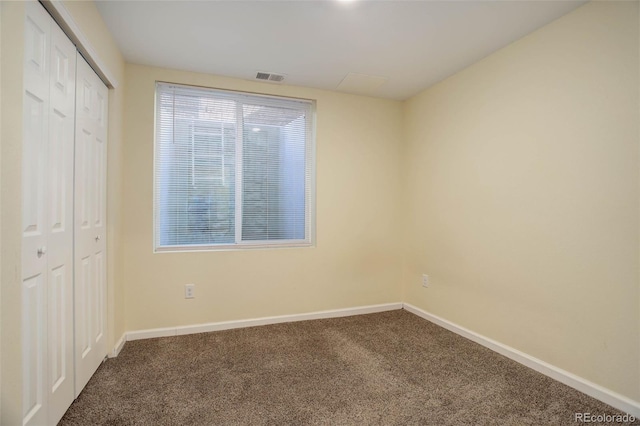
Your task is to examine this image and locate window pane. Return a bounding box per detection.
[155,83,314,250]
[242,104,306,241]
[156,92,237,246]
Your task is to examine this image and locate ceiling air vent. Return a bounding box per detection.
[256,72,285,83]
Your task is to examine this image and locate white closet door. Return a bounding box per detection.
[46,19,77,426]
[22,2,76,425]
[74,55,108,397]
[22,3,51,424]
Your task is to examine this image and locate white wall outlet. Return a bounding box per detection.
[185,284,195,299]
[422,274,429,288]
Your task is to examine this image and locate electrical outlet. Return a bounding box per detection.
[185,284,195,299]
[422,274,429,288]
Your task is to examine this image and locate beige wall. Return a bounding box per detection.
[0,1,124,423]
[122,64,404,331]
[402,1,640,401]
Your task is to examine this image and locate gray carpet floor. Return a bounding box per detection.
[60,310,637,425]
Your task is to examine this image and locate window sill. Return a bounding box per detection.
[154,241,314,253]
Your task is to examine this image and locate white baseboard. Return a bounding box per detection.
[125,302,403,342]
[109,334,126,358]
[402,303,640,418]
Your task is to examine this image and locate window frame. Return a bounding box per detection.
[153,81,317,253]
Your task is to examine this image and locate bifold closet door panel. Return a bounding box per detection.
[22,4,51,424]
[46,18,77,426]
[22,1,76,425]
[74,54,108,398]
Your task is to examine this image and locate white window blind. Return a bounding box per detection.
[155,82,315,251]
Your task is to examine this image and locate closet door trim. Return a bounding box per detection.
[39,0,118,89]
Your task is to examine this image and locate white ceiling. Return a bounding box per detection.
[95,0,585,100]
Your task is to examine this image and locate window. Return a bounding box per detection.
[155,82,315,251]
